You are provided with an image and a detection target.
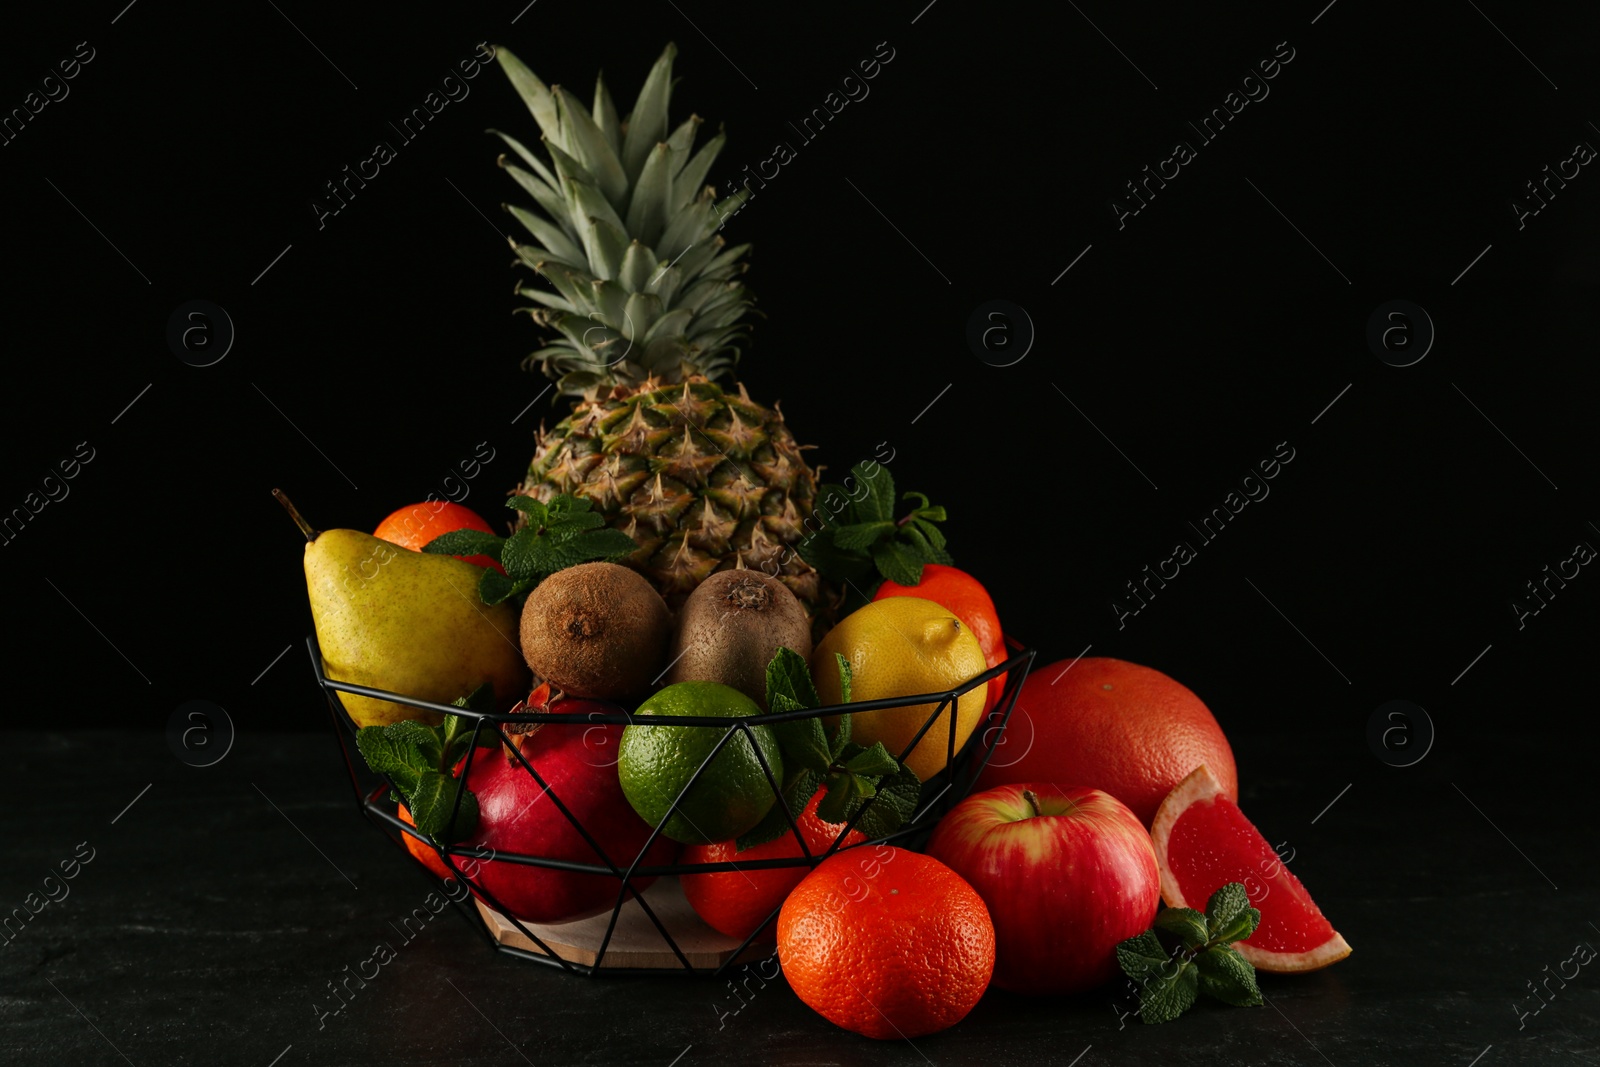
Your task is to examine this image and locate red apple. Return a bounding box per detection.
[926,783,1159,994]
[457,700,678,924]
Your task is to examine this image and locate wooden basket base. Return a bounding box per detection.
[474,876,773,971]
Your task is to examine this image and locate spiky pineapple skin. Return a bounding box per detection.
[518,377,833,621]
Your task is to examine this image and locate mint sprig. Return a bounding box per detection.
[354,684,498,840]
[423,493,636,606]
[1115,882,1263,1024]
[796,462,951,610]
[735,648,921,850]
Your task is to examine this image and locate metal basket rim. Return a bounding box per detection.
[305,633,1033,725]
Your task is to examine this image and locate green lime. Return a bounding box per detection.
[618,682,784,845]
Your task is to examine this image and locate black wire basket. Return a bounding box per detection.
[316,633,1035,977]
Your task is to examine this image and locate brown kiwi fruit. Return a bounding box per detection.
[520,562,672,699]
[666,568,813,707]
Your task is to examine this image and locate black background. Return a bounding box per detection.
[3,0,1596,755]
[6,4,1600,1065]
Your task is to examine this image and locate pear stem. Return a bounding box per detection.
[273,489,319,542]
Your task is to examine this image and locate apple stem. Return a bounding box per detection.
[1023,788,1042,818]
[273,489,319,542]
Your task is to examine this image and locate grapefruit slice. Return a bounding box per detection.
[1151,765,1351,973]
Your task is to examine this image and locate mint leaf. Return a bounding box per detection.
[505,524,623,578]
[843,741,898,778]
[1196,944,1262,1007]
[813,482,859,525]
[1153,907,1210,951]
[451,684,496,713]
[1116,929,1198,1022]
[407,770,480,839]
[440,715,470,766]
[828,711,852,760]
[903,493,946,522]
[442,685,496,766]
[478,568,518,605]
[753,646,915,843]
[422,529,507,558]
[441,722,479,770]
[737,769,822,851]
[792,462,951,601]
[531,534,591,574]
[1205,883,1260,946]
[545,494,592,518]
[833,522,893,551]
[1115,930,1171,984]
[570,527,637,561]
[900,522,954,566]
[552,507,606,533]
[1137,957,1199,1024]
[766,646,820,710]
[420,493,640,606]
[850,764,920,839]
[815,771,861,824]
[1117,885,1264,1025]
[769,693,833,775]
[834,654,852,706]
[500,495,632,580]
[796,531,876,587]
[382,720,443,770]
[354,691,487,849]
[910,517,949,553]
[872,539,923,586]
[852,463,896,523]
[355,726,424,797]
[500,528,545,581]
[505,495,546,520]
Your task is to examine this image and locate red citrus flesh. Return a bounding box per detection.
[1151,765,1351,973]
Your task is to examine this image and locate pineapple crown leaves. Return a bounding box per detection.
[796,461,953,609]
[422,493,636,605]
[489,43,756,400]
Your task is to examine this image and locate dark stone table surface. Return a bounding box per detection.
[4,728,1595,1067]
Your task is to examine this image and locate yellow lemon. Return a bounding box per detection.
[814,596,989,782]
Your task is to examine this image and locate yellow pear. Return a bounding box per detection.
[278,491,527,728]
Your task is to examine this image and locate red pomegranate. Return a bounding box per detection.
[460,699,678,924]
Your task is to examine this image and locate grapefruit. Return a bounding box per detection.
[976,657,1236,826]
[1151,765,1351,973]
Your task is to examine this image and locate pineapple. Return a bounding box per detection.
[491,43,832,620]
